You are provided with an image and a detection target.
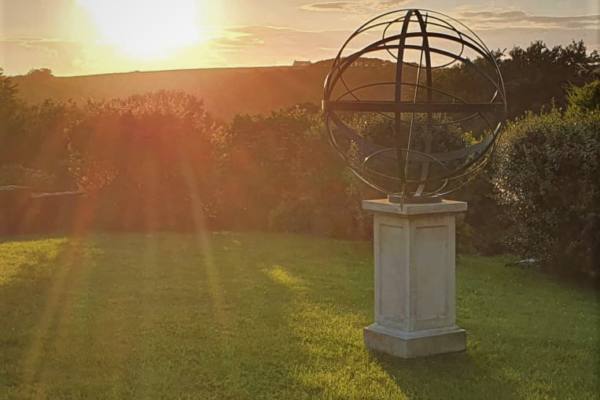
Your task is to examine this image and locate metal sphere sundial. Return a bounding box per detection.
[323,9,507,202]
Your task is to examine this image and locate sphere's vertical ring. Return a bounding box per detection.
[413,10,434,197]
[393,9,414,194]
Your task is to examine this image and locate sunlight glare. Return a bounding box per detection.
[78,0,205,59]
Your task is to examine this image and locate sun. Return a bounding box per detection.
[78,0,205,59]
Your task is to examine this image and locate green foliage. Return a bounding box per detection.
[25,68,53,80]
[2,42,600,268]
[435,41,599,119]
[567,80,600,113]
[0,71,26,161]
[0,165,57,190]
[493,107,600,278]
[0,233,598,399]
[455,215,476,254]
[452,171,509,255]
[442,40,600,255]
[224,104,369,237]
[501,41,597,117]
[67,91,226,230]
[0,69,19,105]
[0,70,76,189]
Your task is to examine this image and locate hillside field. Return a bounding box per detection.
[9,59,423,121]
[11,61,408,121]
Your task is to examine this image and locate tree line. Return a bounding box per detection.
[1,41,599,279]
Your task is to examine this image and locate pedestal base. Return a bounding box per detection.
[362,197,468,359]
[364,323,466,358]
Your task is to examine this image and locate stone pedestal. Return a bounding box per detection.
[362,198,468,358]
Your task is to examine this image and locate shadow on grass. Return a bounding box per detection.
[369,349,518,400]
[0,233,598,399]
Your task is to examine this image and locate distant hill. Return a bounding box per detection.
[11,59,412,120]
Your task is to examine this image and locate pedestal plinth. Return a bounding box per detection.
[362,199,468,358]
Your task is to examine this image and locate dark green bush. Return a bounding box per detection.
[452,172,510,255]
[223,104,371,238]
[493,101,600,278]
[567,80,600,113]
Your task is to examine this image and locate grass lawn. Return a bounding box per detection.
[0,232,598,399]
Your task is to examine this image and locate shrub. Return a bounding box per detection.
[66,91,226,231]
[223,104,370,238]
[0,165,57,191]
[567,80,600,113]
[493,104,600,278]
[452,171,510,255]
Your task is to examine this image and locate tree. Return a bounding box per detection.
[26,68,54,80]
[0,70,26,165]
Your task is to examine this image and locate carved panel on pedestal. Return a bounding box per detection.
[377,220,408,328]
[413,224,450,330]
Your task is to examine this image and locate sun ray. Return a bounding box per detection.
[175,142,228,330]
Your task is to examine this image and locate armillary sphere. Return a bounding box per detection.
[323,8,507,202]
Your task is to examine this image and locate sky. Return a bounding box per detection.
[1,0,598,76]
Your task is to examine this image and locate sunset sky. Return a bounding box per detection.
[1,0,598,76]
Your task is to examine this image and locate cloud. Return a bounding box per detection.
[460,11,528,19]
[2,12,597,77]
[458,9,600,30]
[300,0,409,14]
[207,25,355,62]
[0,37,87,75]
[213,16,599,68]
[301,2,353,11]
[3,37,78,54]
[212,33,265,49]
